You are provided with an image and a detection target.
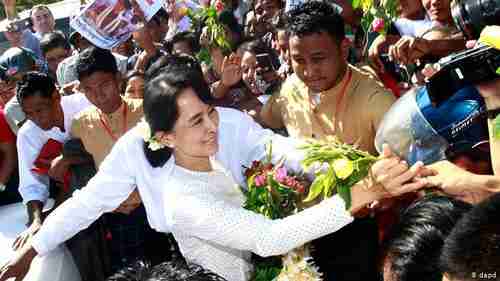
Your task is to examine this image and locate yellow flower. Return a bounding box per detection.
[332,158,354,179]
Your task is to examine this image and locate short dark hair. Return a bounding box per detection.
[165,32,200,54]
[286,0,345,43]
[237,39,280,69]
[40,31,70,56]
[16,71,56,103]
[106,260,226,281]
[381,195,472,281]
[440,193,500,281]
[143,54,211,167]
[150,9,169,26]
[76,46,118,80]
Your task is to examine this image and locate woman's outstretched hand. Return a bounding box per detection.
[349,144,426,214]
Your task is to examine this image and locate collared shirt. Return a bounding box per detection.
[31,107,312,256]
[71,98,143,168]
[17,93,91,205]
[262,64,396,155]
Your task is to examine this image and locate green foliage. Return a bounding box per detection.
[252,257,282,281]
[300,138,377,209]
[187,5,232,66]
[352,0,399,35]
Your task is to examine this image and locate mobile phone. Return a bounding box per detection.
[256,53,275,73]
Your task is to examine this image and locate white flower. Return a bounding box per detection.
[148,138,166,151]
[137,118,166,151]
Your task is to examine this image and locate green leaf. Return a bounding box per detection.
[352,0,361,9]
[332,158,354,180]
[496,67,500,75]
[494,114,500,140]
[303,174,327,202]
[337,184,352,209]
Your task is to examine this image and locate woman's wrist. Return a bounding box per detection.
[348,180,380,215]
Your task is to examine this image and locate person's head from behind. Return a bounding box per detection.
[382,195,472,281]
[76,47,122,114]
[30,5,55,34]
[16,71,60,130]
[441,193,500,281]
[69,31,93,53]
[0,47,39,103]
[237,39,279,95]
[142,54,215,169]
[286,1,349,93]
[421,0,452,25]
[106,259,227,281]
[167,32,200,57]
[40,31,71,75]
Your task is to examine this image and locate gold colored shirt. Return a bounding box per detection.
[71,98,144,168]
[262,65,396,155]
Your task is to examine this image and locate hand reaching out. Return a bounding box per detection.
[221,53,242,89]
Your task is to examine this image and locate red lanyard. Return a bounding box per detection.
[98,102,128,142]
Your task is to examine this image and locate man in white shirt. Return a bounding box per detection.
[13,72,91,252]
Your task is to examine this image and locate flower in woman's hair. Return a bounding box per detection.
[254,174,267,187]
[371,18,385,33]
[137,119,166,151]
[274,166,288,183]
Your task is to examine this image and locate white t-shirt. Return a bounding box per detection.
[17,93,92,205]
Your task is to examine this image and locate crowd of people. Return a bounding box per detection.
[0,0,499,280]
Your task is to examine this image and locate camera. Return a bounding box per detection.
[452,0,500,40]
[426,43,500,106]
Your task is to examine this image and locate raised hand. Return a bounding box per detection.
[220,53,242,89]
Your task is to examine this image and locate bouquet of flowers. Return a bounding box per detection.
[243,138,378,280]
[352,0,399,35]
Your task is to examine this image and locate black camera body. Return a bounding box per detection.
[425,44,500,106]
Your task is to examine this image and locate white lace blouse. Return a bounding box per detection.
[166,159,354,281]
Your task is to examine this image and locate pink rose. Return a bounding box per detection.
[274,166,287,183]
[214,0,224,12]
[255,174,266,187]
[372,18,385,33]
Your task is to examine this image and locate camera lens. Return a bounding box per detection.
[452,0,500,39]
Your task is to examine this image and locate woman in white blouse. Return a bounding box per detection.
[0,55,427,281]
